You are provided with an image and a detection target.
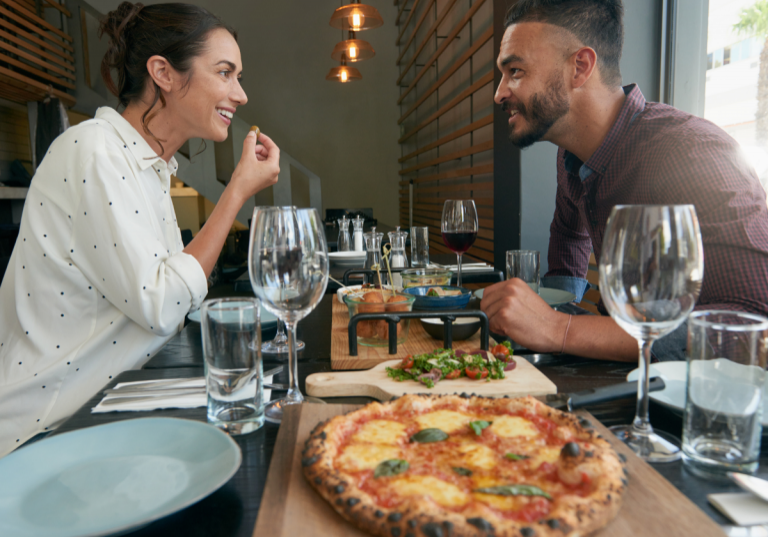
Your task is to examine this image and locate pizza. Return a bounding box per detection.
[302,394,627,537]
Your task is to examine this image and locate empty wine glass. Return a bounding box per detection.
[599,205,703,462]
[251,207,305,355]
[248,207,329,423]
[441,200,478,287]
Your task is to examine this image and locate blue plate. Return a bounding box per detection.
[404,285,472,310]
[187,303,278,327]
[0,418,241,537]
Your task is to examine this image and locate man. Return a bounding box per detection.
[481,0,768,361]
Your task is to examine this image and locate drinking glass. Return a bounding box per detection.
[507,250,540,294]
[201,297,264,435]
[249,207,329,423]
[682,310,768,479]
[251,207,305,355]
[599,205,703,462]
[441,200,478,287]
[410,226,430,267]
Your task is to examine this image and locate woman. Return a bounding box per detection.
[0,2,278,456]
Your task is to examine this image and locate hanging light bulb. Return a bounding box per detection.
[329,2,383,31]
[331,37,375,63]
[326,57,362,83]
[341,69,348,83]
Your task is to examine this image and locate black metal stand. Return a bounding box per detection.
[348,310,490,356]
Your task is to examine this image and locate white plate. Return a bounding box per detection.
[0,418,241,537]
[329,251,366,268]
[474,287,577,307]
[187,305,277,327]
[626,361,768,426]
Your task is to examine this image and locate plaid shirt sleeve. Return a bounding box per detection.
[654,122,768,314]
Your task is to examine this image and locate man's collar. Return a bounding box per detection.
[95,107,177,172]
[562,84,646,177]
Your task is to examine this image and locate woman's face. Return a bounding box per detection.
[167,28,247,143]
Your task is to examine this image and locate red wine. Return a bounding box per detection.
[441,231,476,254]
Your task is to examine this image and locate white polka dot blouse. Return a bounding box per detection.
[0,107,207,457]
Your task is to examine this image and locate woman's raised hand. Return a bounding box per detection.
[230,130,280,201]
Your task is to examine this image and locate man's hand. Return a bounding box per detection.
[480,278,570,354]
[230,131,280,201]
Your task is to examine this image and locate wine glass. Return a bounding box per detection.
[441,200,478,287]
[599,205,703,462]
[248,207,329,423]
[250,207,305,355]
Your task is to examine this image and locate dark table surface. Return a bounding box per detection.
[50,292,762,537]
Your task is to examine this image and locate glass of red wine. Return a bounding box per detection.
[441,200,478,287]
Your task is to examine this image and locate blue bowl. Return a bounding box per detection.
[403,285,472,310]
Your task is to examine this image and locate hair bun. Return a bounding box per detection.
[99,2,144,101]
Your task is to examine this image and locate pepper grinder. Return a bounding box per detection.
[337,216,351,252]
[352,216,365,252]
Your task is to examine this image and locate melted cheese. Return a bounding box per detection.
[415,410,472,433]
[457,442,497,470]
[530,446,561,469]
[390,476,469,507]
[489,416,539,438]
[337,444,402,471]
[352,420,407,445]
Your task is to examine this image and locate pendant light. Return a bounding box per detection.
[326,57,362,82]
[331,31,375,62]
[329,1,383,32]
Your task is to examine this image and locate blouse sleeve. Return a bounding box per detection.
[69,146,207,336]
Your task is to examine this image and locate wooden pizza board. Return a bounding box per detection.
[331,297,495,370]
[253,404,726,537]
[306,357,557,400]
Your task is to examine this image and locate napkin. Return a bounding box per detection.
[709,492,768,526]
[91,376,273,413]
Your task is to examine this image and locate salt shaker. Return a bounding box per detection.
[364,226,384,285]
[352,216,365,252]
[337,216,351,252]
[388,227,408,268]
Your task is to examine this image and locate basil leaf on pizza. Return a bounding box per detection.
[505,453,531,461]
[452,466,473,476]
[410,428,448,443]
[474,484,552,499]
[469,420,492,435]
[374,459,409,478]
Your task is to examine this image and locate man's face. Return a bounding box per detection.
[494,23,571,148]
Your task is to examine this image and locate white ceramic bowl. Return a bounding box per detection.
[328,251,366,268]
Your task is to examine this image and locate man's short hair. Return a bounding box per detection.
[505,0,624,87]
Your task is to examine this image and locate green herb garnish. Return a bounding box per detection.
[453,467,473,476]
[473,485,551,499]
[505,453,531,461]
[384,348,508,388]
[469,420,492,436]
[374,459,409,478]
[410,428,449,443]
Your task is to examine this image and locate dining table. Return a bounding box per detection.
[43,288,766,537]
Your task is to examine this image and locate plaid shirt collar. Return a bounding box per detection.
[563,84,646,178]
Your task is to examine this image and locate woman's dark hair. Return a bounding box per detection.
[99,2,237,155]
[505,0,624,87]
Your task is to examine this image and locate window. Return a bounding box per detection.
[705,0,768,191]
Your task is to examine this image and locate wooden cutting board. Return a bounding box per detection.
[331,297,494,370]
[306,356,557,400]
[253,404,725,537]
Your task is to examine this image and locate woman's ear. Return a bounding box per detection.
[146,55,174,93]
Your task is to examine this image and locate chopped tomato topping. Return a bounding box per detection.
[581,472,591,485]
[445,369,461,379]
[401,355,414,369]
[465,366,488,380]
[492,344,510,357]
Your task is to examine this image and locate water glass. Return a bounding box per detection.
[682,310,768,479]
[201,297,264,435]
[506,250,540,294]
[410,226,429,267]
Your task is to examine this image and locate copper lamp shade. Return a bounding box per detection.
[326,63,363,83]
[329,3,383,32]
[331,38,375,62]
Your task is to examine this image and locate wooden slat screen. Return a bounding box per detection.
[0,0,75,106]
[396,0,494,264]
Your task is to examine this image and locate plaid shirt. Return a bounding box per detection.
[545,84,768,316]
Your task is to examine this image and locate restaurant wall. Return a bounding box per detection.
[84,0,403,226]
[518,0,663,275]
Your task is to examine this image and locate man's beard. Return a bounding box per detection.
[504,76,569,148]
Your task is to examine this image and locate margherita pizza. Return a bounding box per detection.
[302,394,627,537]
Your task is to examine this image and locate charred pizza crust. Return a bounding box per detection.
[302,394,627,537]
